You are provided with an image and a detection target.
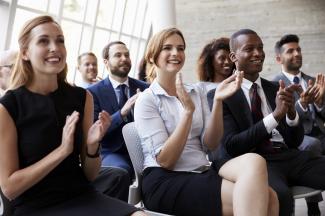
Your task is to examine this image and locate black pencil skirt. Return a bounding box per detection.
[142,165,223,216]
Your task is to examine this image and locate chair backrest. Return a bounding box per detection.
[122,122,144,176]
[122,122,144,205]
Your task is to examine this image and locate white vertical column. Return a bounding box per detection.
[148,0,176,33]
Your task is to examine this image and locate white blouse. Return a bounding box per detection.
[134,80,211,171]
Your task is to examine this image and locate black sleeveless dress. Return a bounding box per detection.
[0,82,138,216]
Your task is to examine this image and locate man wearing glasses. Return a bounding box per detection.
[0,50,17,97]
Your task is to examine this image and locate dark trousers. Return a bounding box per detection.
[264,149,325,216]
[92,167,131,202]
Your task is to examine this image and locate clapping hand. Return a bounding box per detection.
[87,111,111,147]
[214,70,243,101]
[176,72,195,113]
[314,73,325,107]
[61,111,80,156]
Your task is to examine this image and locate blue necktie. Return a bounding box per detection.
[293,76,300,84]
[118,84,128,109]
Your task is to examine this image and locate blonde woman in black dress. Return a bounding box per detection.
[0,15,145,216]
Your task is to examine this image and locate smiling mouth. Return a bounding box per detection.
[167,59,182,64]
[45,57,61,63]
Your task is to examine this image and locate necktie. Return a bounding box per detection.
[251,83,263,123]
[118,84,128,109]
[293,76,300,84]
[250,83,274,153]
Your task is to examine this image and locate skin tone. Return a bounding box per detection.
[0,21,112,200]
[230,33,297,121]
[78,54,98,84]
[0,50,17,91]
[213,49,233,83]
[104,43,141,118]
[152,33,278,216]
[276,42,325,109]
[0,21,147,216]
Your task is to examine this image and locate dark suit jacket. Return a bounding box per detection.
[272,72,325,134]
[88,77,149,153]
[207,78,304,160]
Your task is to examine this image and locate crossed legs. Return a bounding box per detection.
[219,153,279,216]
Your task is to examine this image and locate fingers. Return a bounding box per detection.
[278,80,285,90]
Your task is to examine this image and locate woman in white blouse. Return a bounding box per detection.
[134,27,278,216]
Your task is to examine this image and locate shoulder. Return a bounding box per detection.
[129,77,149,88]
[272,72,284,81]
[88,79,106,91]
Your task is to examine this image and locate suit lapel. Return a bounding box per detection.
[102,78,119,111]
[261,78,277,110]
[226,89,253,126]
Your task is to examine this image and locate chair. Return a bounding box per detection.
[122,122,172,216]
[291,186,323,216]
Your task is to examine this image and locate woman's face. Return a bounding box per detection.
[213,49,232,79]
[23,22,66,78]
[156,34,185,74]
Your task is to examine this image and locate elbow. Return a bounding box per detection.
[1,184,18,200]
[157,157,175,170]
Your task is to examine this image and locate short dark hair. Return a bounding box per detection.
[230,29,258,52]
[274,34,299,55]
[197,37,232,82]
[102,41,126,60]
[77,52,97,66]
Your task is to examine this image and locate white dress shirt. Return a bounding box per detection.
[241,77,299,143]
[134,80,210,171]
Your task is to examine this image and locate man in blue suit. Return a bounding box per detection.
[88,41,149,180]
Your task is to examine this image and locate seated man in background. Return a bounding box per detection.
[76,51,130,201]
[75,52,101,88]
[272,34,325,215]
[0,49,17,97]
[208,29,325,216]
[88,41,149,182]
[273,34,325,156]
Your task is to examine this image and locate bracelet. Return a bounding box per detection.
[86,144,101,158]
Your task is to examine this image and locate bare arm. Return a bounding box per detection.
[204,72,243,150]
[0,105,78,200]
[81,91,111,181]
[156,73,195,170]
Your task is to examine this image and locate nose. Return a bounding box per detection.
[293,49,301,57]
[171,47,178,55]
[49,41,58,52]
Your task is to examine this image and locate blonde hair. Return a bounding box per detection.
[9,15,67,90]
[145,27,186,82]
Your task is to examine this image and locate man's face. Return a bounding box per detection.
[230,33,265,81]
[0,50,17,90]
[277,42,302,73]
[78,55,98,83]
[105,44,131,78]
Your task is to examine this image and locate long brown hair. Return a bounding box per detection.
[9,15,67,89]
[145,27,186,83]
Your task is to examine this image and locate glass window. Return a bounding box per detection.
[63,0,87,21]
[2,0,151,83]
[18,0,48,11]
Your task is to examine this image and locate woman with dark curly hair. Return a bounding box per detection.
[196,37,235,93]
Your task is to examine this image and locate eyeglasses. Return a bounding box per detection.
[0,64,14,69]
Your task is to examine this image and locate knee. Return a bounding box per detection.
[241,153,267,176]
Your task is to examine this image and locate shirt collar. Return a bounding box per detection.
[108,75,129,89]
[242,76,262,91]
[281,70,302,83]
[150,79,195,96]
